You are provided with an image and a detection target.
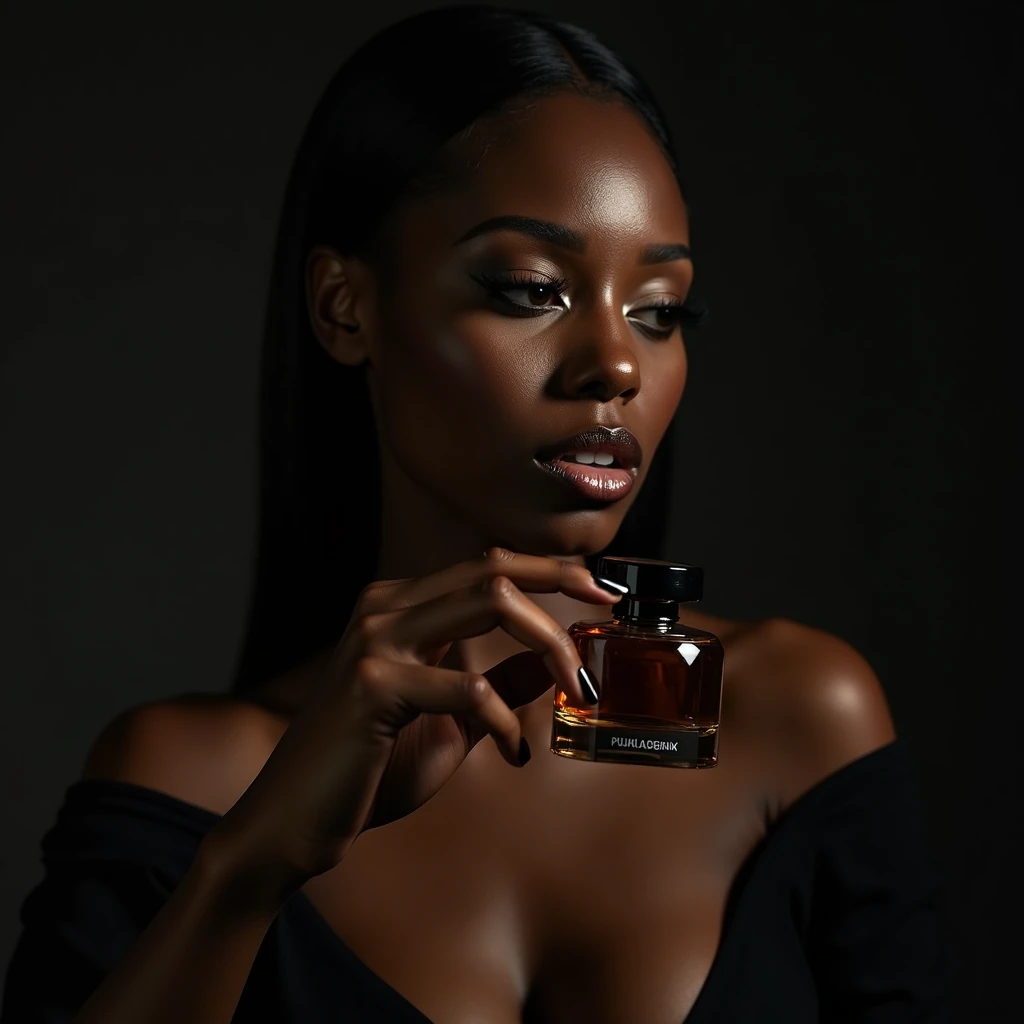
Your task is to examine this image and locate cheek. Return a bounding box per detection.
[669,344,689,406]
[641,342,689,429]
[375,308,542,453]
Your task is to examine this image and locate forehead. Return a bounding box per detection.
[393,91,690,257]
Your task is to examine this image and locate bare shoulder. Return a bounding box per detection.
[79,693,288,816]
[694,610,897,808]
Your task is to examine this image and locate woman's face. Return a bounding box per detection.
[338,90,693,558]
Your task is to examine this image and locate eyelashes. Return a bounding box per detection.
[470,271,570,312]
[677,292,711,329]
[469,270,711,338]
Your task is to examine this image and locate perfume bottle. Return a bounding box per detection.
[550,556,724,768]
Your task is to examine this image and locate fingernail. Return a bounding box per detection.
[518,737,531,766]
[592,575,629,597]
[578,666,600,705]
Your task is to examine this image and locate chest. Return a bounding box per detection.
[299,720,766,1024]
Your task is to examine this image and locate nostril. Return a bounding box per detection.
[578,380,609,401]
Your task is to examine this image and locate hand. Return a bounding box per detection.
[204,548,617,908]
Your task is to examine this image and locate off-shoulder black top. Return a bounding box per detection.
[1,739,948,1022]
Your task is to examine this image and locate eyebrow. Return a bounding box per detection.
[452,215,692,265]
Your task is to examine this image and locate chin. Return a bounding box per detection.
[503,508,626,559]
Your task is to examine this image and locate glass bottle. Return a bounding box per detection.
[550,556,724,768]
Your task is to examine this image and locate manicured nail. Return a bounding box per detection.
[578,666,600,705]
[518,737,532,766]
[592,575,629,596]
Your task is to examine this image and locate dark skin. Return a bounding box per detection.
[79,91,896,1024]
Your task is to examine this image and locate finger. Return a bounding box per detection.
[384,576,597,707]
[484,650,554,710]
[351,577,414,617]
[356,656,524,767]
[371,548,623,614]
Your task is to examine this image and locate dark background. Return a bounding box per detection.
[0,0,1017,1017]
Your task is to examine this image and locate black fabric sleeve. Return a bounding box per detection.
[802,741,950,1023]
[0,780,240,1023]
[2,856,178,1023]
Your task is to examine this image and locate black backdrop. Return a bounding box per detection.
[0,0,1017,1017]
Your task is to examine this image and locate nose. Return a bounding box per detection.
[552,311,641,403]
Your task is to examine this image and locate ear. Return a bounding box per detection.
[305,244,377,367]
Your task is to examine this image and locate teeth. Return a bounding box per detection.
[563,450,617,466]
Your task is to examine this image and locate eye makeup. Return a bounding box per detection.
[468,269,711,337]
[469,270,570,315]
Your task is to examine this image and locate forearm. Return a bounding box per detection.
[74,839,289,1024]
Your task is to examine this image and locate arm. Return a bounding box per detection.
[75,838,286,1024]
[8,554,619,1022]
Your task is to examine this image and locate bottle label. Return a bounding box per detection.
[591,727,701,762]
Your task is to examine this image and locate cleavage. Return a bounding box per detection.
[299,723,764,1023]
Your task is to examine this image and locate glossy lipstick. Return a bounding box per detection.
[534,426,642,503]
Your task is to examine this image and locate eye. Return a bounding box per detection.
[470,271,569,316]
[628,302,687,340]
[628,293,712,339]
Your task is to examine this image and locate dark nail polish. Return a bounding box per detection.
[578,666,600,705]
[518,736,531,766]
[592,575,629,596]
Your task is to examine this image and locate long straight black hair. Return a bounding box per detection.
[229,4,709,694]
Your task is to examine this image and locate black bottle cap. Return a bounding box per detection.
[596,556,704,603]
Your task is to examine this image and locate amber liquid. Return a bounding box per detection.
[551,619,724,768]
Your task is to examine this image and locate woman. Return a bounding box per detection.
[1,5,946,1022]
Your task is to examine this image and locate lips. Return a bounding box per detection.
[533,425,643,503]
[535,425,643,472]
